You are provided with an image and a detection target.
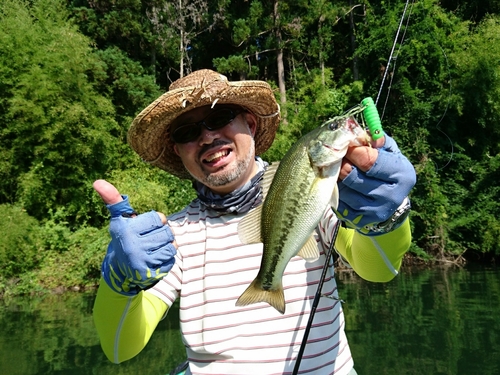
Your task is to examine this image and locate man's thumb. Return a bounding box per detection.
[93,180,168,225]
[93,180,123,205]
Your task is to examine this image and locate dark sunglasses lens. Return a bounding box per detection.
[204,109,236,130]
[172,124,200,143]
[172,108,239,143]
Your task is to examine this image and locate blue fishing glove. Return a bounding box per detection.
[334,135,416,236]
[101,196,176,296]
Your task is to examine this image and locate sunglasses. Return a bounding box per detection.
[171,108,243,144]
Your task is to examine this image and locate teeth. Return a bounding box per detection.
[205,150,229,162]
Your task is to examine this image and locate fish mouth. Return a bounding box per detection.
[322,142,343,152]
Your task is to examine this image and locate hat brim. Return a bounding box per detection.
[128,75,280,180]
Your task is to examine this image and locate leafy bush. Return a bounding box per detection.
[0,0,120,224]
[264,68,360,162]
[33,165,196,291]
[36,226,109,290]
[0,205,43,279]
[100,165,196,217]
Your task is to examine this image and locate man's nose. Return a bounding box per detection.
[198,126,221,144]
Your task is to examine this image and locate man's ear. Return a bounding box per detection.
[173,144,180,156]
[245,112,258,136]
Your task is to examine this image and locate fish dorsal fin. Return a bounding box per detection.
[262,162,280,198]
[238,205,262,244]
[297,235,320,263]
[237,162,279,245]
[330,183,339,210]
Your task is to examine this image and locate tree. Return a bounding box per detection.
[148,0,226,79]
[440,0,500,22]
[446,15,500,256]
[274,0,287,109]
[0,0,120,224]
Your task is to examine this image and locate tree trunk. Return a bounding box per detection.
[179,0,184,78]
[319,16,325,86]
[274,0,287,122]
[349,0,359,81]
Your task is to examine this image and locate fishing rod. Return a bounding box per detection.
[291,219,340,375]
[292,5,415,373]
[292,99,382,375]
[293,3,414,372]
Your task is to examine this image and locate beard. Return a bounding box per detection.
[198,137,255,189]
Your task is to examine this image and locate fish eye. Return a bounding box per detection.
[328,121,339,130]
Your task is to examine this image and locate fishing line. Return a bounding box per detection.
[376,0,454,170]
[294,3,417,374]
[379,0,415,120]
[376,0,413,108]
[433,39,454,171]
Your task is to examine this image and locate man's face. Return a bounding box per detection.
[173,105,258,195]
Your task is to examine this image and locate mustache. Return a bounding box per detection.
[199,140,231,158]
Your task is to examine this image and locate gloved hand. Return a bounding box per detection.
[334,135,416,235]
[94,180,177,296]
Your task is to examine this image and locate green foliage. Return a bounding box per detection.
[0,0,120,223]
[89,46,163,170]
[69,0,159,71]
[92,47,162,121]
[447,154,500,255]
[264,68,363,162]
[213,55,249,76]
[353,0,500,256]
[440,0,500,21]
[0,203,107,294]
[103,165,196,216]
[450,16,500,157]
[35,225,109,290]
[3,0,500,293]
[0,205,43,279]
[83,162,186,228]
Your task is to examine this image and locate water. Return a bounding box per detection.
[339,264,500,375]
[0,265,498,375]
[0,293,185,375]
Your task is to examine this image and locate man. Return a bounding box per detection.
[93,69,416,375]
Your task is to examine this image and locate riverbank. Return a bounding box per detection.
[2,250,496,299]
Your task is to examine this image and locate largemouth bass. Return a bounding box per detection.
[236,116,368,314]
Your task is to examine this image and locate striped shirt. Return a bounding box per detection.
[148,199,354,375]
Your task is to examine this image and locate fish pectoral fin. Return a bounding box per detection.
[236,279,286,315]
[330,183,339,210]
[297,235,320,263]
[237,205,262,244]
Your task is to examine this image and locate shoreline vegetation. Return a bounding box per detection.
[1,182,496,298]
[1,0,500,297]
[1,256,492,298]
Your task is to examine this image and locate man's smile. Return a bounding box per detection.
[203,149,231,163]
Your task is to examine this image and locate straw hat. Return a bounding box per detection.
[128,69,281,179]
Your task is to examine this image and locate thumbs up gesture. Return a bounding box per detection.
[94,180,177,296]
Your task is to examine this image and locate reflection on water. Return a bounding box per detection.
[339,264,500,375]
[0,265,498,375]
[0,292,186,375]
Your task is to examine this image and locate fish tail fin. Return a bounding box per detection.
[236,279,286,315]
